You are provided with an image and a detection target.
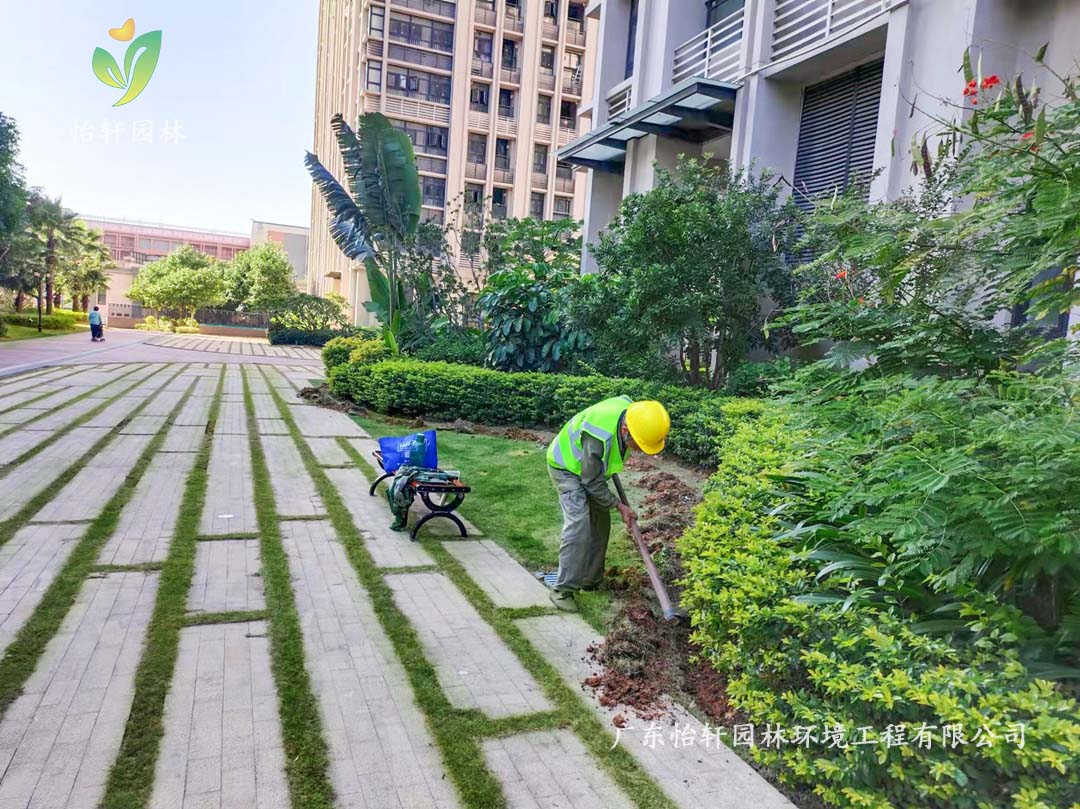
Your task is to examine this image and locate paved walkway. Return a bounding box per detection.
[0,357,791,809]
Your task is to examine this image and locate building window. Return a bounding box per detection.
[625,0,638,79]
[366,62,383,91]
[502,39,519,70]
[568,2,585,26]
[494,138,512,170]
[470,83,491,112]
[468,133,487,164]
[392,120,449,156]
[533,144,549,173]
[474,32,493,61]
[543,0,559,20]
[387,43,453,71]
[386,66,452,104]
[369,6,385,36]
[537,94,552,124]
[705,0,744,27]
[492,187,509,218]
[555,162,573,180]
[422,176,446,207]
[506,0,521,11]
[553,196,572,219]
[530,193,545,219]
[387,14,453,50]
[540,46,556,74]
[97,291,107,305]
[560,99,577,127]
[498,88,515,117]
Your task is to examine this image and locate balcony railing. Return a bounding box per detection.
[392,0,456,18]
[475,4,497,24]
[532,171,549,189]
[501,66,522,84]
[505,8,525,31]
[535,122,553,141]
[555,174,574,193]
[466,161,487,179]
[565,25,586,47]
[472,58,493,77]
[469,109,491,128]
[492,203,508,219]
[557,120,577,145]
[771,0,893,64]
[381,94,452,123]
[539,72,555,91]
[416,155,448,173]
[672,4,744,84]
[561,70,582,96]
[607,84,632,119]
[542,20,559,40]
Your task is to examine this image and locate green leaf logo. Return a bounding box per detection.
[91,21,162,107]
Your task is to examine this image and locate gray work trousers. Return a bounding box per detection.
[549,467,611,592]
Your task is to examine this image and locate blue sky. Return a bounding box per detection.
[0,0,319,233]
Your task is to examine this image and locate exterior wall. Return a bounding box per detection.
[309,0,595,325]
[79,217,251,327]
[250,220,310,290]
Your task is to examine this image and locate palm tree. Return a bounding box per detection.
[26,192,78,315]
[304,113,421,346]
[58,223,111,311]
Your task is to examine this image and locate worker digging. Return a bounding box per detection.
[545,396,677,614]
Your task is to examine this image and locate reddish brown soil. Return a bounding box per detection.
[299,385,368,415]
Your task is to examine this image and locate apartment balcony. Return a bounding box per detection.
[475,4,497,25]
[555,173,574,193]
[565,25,586,48]
[557,120,577,145]
[468,108,491,128]
[538,72,555,91]
[672,3,744,84]
[532,171,549,189]
[501,65,521,84]
[497,108,518,135]
[542,20,560,40]
[416,154,448,173]
[466,161,487,180]
[772,0,893,63]
[381,94,452,123]
[421,208,445,224]
[561,71,582,96]
[491,203,509,219]
[392,0,456,19]
[535,121,553,141]
[505,8,525,31]
[606,83,632,119]
[472,58,493,78]
[494,157,514,183]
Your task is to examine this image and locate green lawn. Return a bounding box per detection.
[0,323,87,341]
[355,414,639,626]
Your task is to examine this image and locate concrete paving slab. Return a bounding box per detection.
[250,394,279,420]
[287,405,367,438]
[0,427,112,520]
[482,730,634,809]
[0,524,86,657]
[161,425,206,452]
[142,387,189,417]
[443,541,550,608]
[260,435,324,517]
[280,521,459,809]
[215,399,248,435]
[82,396,145,429]
[256,418,288,435]
[388,572,551,718]
[0,384,71,411]
[119,414,168,434]
[174,395,214,427]
[99,452,198,566]
[323,467,435,568]
[149,622,289,809]
[0,572,157,809]
[306,437,352,466]
[20,396,104,432]
[516,614,794,809]
[187,539,264,614]
[200,433,258,536]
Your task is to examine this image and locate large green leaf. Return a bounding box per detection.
[330,114,364,201]
[115,31,162,106]
[355,113,421,240]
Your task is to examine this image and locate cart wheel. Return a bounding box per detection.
[420,490,464,512]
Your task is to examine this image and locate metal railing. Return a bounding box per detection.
[416,154,448,173]
[505,8,525,31]
[466,161,487,179]
[491,203,509,219]
[557,123,577,145]
[607,84,632,119]
[771,0,892,64]
[565,25,586,47]
[497,116,518,135]
[535,122,553,141]
[382,94,452,123]
[542,20,559,40]
[555,174,574,193]
[539,72,555,91]
[392,0,456,18]
[475,5,497,24]
[532,171,549,189]
[672,4,744,84]
[561,69,582,96]
[469,109,491,127]
[472,57,493,77]
[501,65,521,84]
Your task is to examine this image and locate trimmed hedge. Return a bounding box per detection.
[322,336,387,373]
[1,311,86,330]
[267,324,377,346]
[328,358,755,466]
[678,406,1080,809]
[410,329,488,367]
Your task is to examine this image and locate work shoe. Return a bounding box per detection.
[549,589,577,612]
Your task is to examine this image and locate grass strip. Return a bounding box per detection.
[334,410,675,808]
[0,366,194,719]
[92,562,165,574]
[0,363,146,438]
[183,609,269,627]
[195,532,261,541]
[102,366,222,809]
[242,366,335,809]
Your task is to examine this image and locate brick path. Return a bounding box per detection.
[0,357,792,809]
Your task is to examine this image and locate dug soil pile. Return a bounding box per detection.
[586,466,736,725]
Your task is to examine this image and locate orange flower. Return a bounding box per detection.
[834,270,848,280]
[981,74,1000,89]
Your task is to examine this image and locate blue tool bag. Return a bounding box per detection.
[378,430,438,473]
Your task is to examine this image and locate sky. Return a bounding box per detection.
[0,0,319,234]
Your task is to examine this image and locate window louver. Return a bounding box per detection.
[792,60,884,213]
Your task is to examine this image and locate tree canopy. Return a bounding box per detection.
[224,242,297,311]
[128,245,225,317]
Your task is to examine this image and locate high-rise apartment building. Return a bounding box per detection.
[561,0,1080,298]
[308,0,595,323]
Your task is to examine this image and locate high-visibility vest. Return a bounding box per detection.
[546,396,631,479]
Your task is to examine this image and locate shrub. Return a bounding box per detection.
[175,325,200,334]
[1,311,83,330]
[322,336,367,371]
[268,324,377,347]
[348,339,387,365]
[724,357,795,397]
[410,329,487,367]
[53,308,89,323]
[678,406,1080,808]
[328,358,757,466]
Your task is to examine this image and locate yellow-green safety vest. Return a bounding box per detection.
[546,396,631,479]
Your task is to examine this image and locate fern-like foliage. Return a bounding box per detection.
[303,151,373,261]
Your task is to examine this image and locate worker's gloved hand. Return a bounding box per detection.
[617,502,637,529]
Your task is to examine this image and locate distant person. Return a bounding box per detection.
[89,306,105,342]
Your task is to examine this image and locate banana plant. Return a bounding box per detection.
[305,113,421,348]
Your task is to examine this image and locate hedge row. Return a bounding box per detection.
[267,324,377,346]
[1,310,87,330]
[328,358,759,466]
[677,406,1080,808]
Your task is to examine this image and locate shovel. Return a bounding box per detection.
[612,474,690,625]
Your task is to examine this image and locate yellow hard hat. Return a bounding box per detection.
[625,400,671,455]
